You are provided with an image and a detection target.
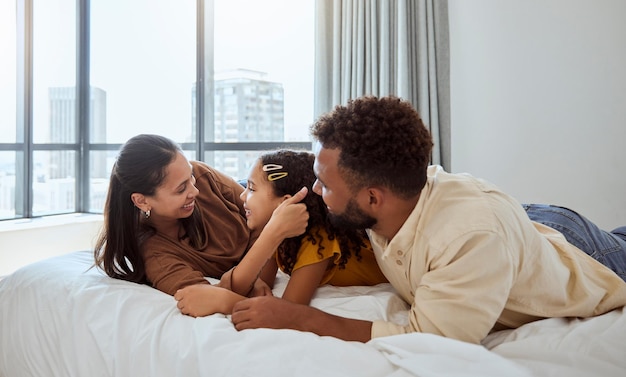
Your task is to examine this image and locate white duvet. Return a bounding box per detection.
[0,250,624,377]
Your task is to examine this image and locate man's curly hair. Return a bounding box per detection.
[311,96,433,198]
[260,149,368,274]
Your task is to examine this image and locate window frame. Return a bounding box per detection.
[3,0,311,221]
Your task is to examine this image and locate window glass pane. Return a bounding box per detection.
[91,0,196,144]
[33,150,76,216]
[88,150,116,213]
[183,150,196,162]
[32,0,76,143]
[0,151,18,219]
[214,0,314,143]
[0,0,17,143]
[212,0,314,177]
[205,150,265,181]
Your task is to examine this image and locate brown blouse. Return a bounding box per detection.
[141,161,257,295]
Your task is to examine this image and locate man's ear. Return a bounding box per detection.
[364,187,384,208]
[131,193,149,212]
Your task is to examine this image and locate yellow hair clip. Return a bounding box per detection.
[263,164,288,181]
[267,172,288,181]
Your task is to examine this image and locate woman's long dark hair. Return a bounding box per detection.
[93,134,206,283]
[260,149,367,274]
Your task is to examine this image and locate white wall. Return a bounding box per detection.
[448,0,626,230]
[0,214,103,276]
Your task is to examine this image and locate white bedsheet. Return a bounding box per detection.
[0,250,624,377]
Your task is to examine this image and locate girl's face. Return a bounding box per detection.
[240,160,285,231]
[145,152,199,225]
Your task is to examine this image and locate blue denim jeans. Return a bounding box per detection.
[522,204,626,282]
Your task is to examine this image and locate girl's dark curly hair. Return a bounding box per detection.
[311,96,433,199]
[260,149,368,274]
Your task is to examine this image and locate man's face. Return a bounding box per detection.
[312,143,376,230]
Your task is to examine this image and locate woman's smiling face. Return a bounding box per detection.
[146,152,199,224]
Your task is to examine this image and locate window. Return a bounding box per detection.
[32,0,77,216]
[1,0,19,220]
[2,0,314,220]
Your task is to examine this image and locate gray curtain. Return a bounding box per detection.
[314,0,450,169]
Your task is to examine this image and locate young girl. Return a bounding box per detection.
[174,149,387,314]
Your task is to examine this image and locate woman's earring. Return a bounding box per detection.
[144,209,151,219]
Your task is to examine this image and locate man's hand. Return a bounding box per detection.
[231,295,374,343]
[231,296,304,330]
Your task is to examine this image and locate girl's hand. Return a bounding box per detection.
[266,186,309,239]
[224,188,308,297]
[249,278,274,297]
[174,283,244,317]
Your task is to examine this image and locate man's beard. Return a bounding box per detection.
[328,198,376,230]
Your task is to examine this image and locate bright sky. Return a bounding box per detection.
[0,0,17,142]
[2,0,314,144]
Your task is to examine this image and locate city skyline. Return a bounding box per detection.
[1,68,293,218]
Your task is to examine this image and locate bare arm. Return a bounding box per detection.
[222,187,309,296]
[231,296,373,342]
[281,259,330,305]
[258,257,279,288]
[174,284,246,317]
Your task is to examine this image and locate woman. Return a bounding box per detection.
[94,134,308,310]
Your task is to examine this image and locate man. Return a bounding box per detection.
[231,96,626,344]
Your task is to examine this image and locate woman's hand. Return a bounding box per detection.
[174,283,245,317]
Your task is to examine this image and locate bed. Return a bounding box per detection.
[1,250,624,377]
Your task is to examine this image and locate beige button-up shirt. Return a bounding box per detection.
[369,165,626,344]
